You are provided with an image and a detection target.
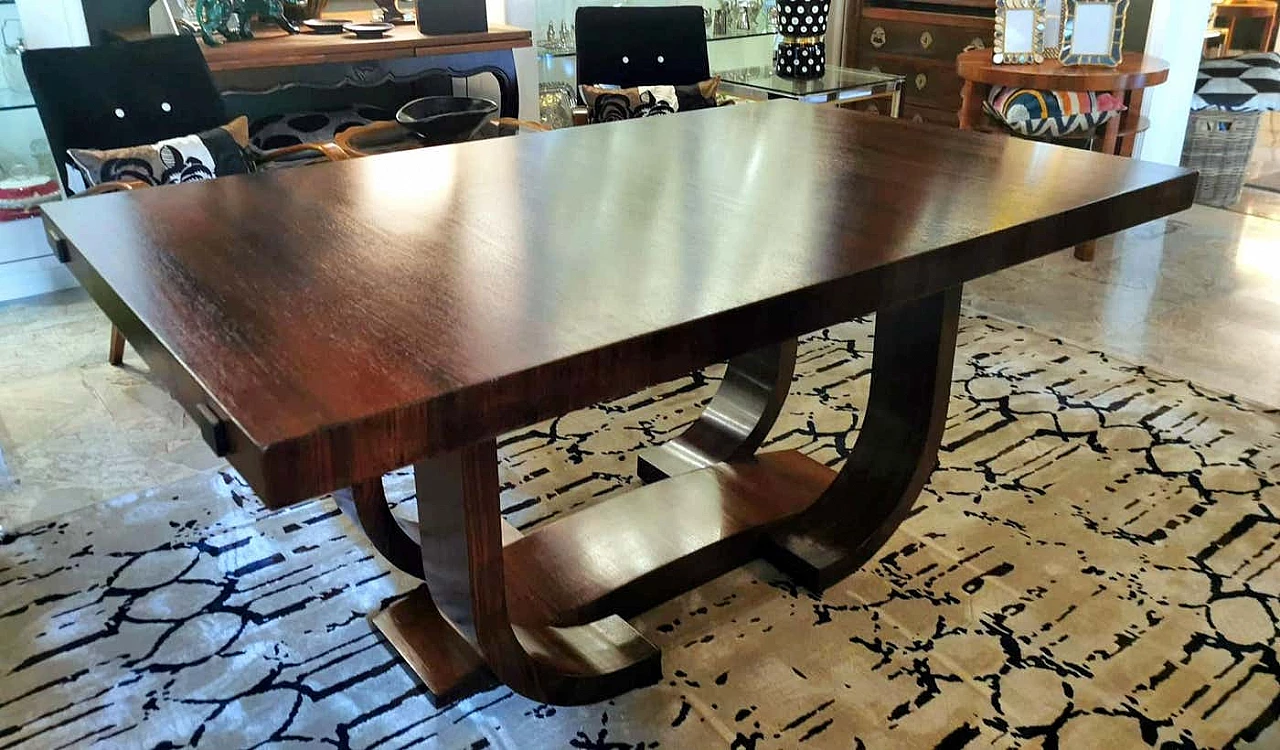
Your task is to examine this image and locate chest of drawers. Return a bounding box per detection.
[842,0,995,126]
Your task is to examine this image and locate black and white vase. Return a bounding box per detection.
[774,0,829,79]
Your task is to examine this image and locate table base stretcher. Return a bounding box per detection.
[336,286,960,706]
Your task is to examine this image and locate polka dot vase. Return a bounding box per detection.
[774,0,829,79]
[775,40,826,79]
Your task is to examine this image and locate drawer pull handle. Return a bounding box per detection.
[194,403,230,457]
[912,114,924,124]
[920,31,933,49]
[915,73,928,91]
[870,26,886,48]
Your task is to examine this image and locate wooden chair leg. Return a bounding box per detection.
[765,286,962,591]
[637,339,798,483]
[108,325,125,366]
[1074,241,1097,261]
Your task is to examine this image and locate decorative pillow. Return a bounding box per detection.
[1192,52,1280,112]
[579,78,720,123]
[249,105,392,150]
[984,88,1126,138]
[67,117,252,190]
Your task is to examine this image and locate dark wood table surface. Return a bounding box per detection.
[42,101,1197,706]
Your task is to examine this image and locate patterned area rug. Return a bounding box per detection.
[2,314,1278,749]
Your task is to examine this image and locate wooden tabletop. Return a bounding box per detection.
[956,50,1171,90]
[199,23,532,72]
[43,102,1197,506]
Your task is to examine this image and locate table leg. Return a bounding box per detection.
[959,80,985,129]
[1100,89,1124,156]
[1117,88,1144,159]
[334,479,423,577]
[764,286,960,590]
[637,340,797,483]
[359,287,962,705]
[376,443,662,707]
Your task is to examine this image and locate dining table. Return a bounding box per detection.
[40,101,1198,707]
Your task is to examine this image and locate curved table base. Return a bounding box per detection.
[637,339,798,483]
[347,286,961,706]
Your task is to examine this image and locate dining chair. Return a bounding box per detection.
[574,6,711,90]
[23,35,345,366]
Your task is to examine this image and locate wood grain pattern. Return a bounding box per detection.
[637,340,797,483]
[383,286,954,705]
[333,479,424,577]
[411,441,662,705]
[370,586,496,707]
[43,102,1198,508]
[955,49,1170,91]
[506,449,834,627]
[765,287,960,590]
[199,23,531,72]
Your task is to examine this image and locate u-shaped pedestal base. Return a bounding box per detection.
[343,286,962,706]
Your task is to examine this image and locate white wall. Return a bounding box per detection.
[15,0,89,48]
[1134,0,1212,165]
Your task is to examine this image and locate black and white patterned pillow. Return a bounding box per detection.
[67,117,253,191]
[1192,52,1280,112]
[578,79,719,123]
[249,105,392,150]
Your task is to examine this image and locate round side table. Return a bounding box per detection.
[956,50,1170,261]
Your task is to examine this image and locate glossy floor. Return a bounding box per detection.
[1,197,1279,530]
[1230,111,1280,222]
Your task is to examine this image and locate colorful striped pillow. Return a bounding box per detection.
[984,87,1127,138]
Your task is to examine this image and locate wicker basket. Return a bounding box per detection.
[1180,109,1262,208]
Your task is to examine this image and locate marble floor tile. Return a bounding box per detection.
[963,204,1280,408]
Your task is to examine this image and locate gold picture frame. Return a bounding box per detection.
[1061,0,1129,67]
[1044,0,1065,57]
[993,0,1048,65]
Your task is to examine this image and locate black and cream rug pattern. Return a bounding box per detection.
[1,315,1278,749]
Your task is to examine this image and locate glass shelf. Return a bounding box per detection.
[0,87,33,112]
[1,3,59,229]
[538,29,777,58]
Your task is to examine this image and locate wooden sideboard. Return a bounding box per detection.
[114,23,532,121]
[842,0,995,127]
[198,23,532,72]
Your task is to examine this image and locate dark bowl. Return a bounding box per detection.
[395,96,499,146]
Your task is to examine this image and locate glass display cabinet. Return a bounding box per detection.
[0,0,80,302]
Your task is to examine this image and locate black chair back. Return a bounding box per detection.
[22,35,228,191]
[575,6,710,89]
